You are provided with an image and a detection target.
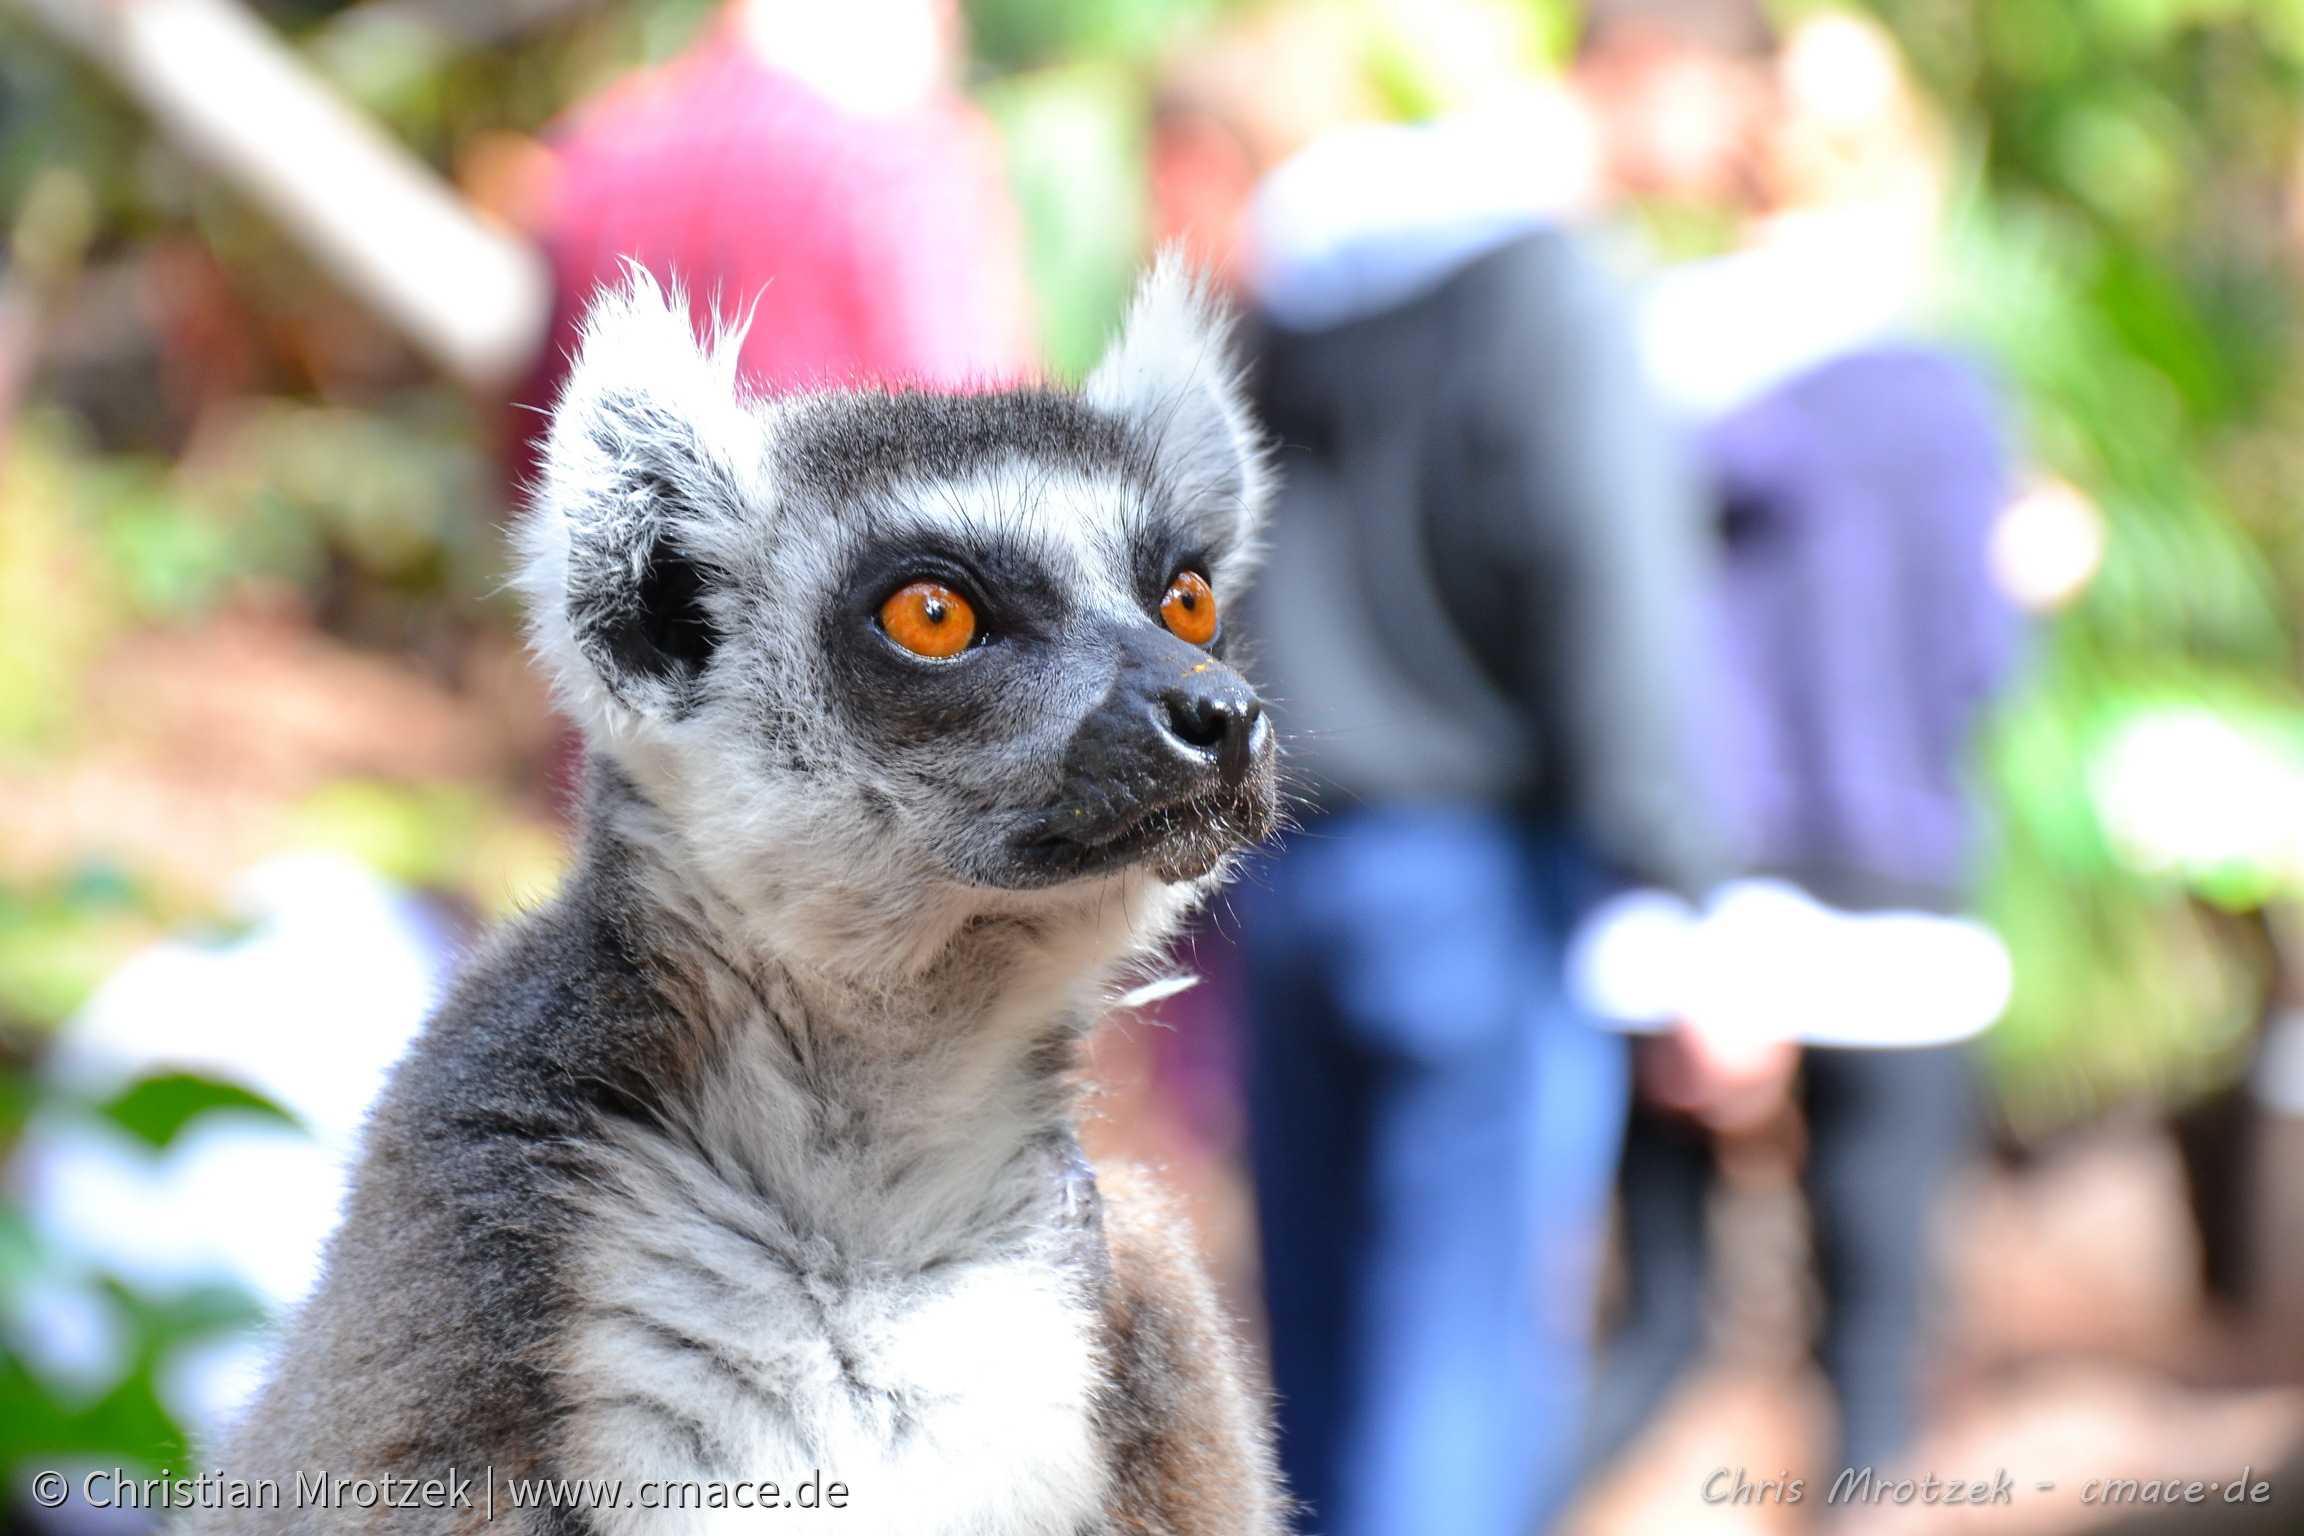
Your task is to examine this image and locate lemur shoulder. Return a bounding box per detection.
[192,260,1287,1536]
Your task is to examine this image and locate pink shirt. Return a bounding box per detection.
[520,26,1033,449]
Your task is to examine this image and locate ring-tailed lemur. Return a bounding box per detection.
[192,260,1285,1535]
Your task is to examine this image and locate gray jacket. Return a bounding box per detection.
[1246,228,1720,895]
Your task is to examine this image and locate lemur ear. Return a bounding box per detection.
[1082,252,1271,572]
[518,271,763,728]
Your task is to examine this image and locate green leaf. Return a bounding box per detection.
[98,1073,300,1151]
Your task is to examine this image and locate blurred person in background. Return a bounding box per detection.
[500,0,1034,806]
[510,0,1034,474]
[1151,21,1723,1532]
[1570,0,2023,1479]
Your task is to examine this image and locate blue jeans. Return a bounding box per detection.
[1241,806,1629,1536]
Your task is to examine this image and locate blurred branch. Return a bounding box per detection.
[7,0,550,391]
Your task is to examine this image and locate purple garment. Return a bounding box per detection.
[1699,347,2020,908]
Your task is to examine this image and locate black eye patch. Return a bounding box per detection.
[839,532,1071,647]
[820,532,1085,756]
[1130,526,1225,649]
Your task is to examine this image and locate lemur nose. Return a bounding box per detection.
[1160,675,1265,784]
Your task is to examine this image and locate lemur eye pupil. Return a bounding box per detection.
[882,581,977,658]
[1161,571,1218,646]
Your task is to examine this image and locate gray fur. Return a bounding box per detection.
[190,257,1285,1535]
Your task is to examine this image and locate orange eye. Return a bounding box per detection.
[880,581,977,658]
[1160,570,1218,645]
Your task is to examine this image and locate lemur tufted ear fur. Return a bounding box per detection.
[517,271,765,729]
[1082,252,1271,571]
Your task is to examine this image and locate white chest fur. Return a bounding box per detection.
[558,1125,1110,1536]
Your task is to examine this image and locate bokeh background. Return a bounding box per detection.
[7,0,2304,1529]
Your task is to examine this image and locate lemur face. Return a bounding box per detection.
[519,263,1277,915]
[802,394,1274,888]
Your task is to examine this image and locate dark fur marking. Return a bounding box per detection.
[567,392,743,711]
[613,530,720,684]
[594,1393,728,1469]
[595,1305,793,1416]
[819,531,1080,767]
[779,390,1140,506]
[1093,1172,1287,1535]
[634,1243,752,1299]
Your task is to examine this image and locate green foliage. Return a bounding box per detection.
[1868,0,2304,1129]
[0,15,161,246]
[979,64,1149,381]
[0,1066,295,1481]
[965,0,1221,377]
[286,779,569,917]
[180,397,502,601]
[100,1072,301,1150]
[0,1267,263,1476]
[965,0,1227,73]
[1975,652,2276,1132]
[0,867,161,1034]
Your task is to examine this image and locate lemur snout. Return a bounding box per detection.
[1071,630,1273,801]
[994,626,1278,885]
[1158,667,1265,784]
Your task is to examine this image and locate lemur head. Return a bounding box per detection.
[518,260,1277,967]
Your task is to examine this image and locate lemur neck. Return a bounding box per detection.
[577,768,1134,1263]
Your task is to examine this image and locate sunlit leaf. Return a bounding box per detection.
[98,1072,301,1150]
